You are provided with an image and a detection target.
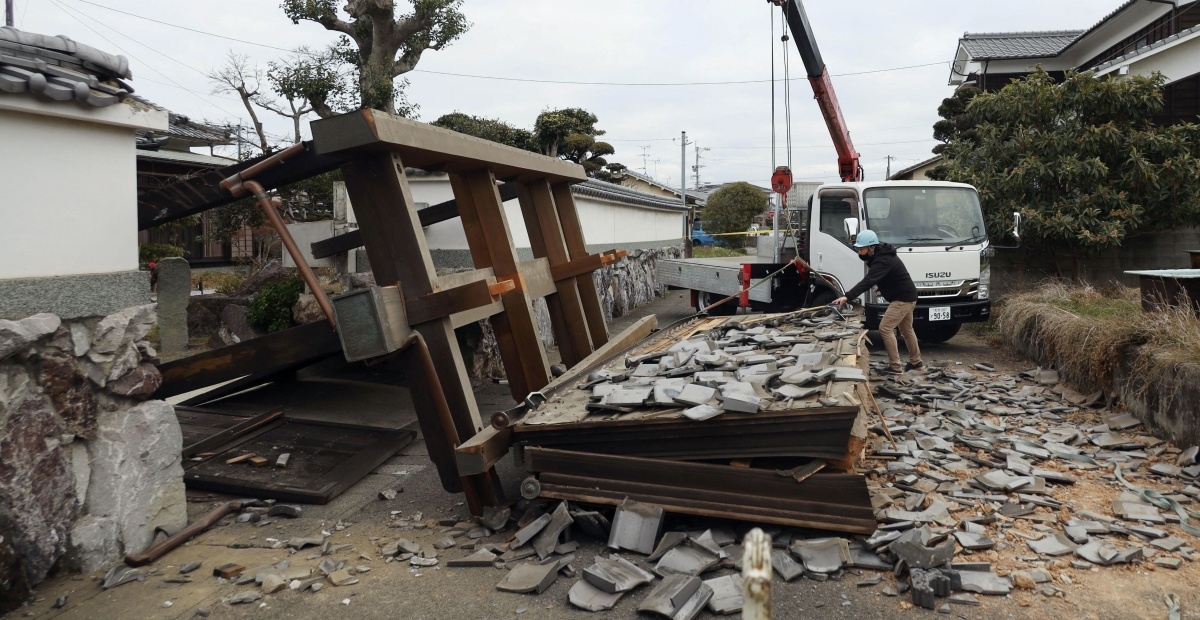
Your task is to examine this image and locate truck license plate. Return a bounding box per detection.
[929,307,952,321]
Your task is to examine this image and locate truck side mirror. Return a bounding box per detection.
[991,211,1022,249]
[842,217,859,240]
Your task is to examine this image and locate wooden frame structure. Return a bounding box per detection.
[149,109,623,511]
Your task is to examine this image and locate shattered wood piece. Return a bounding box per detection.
[531,502,574,560]
[248,456,269,468]
[496,561,559,594]
[213,563,245,579]
[568,578,625,612]
[582,556,656,593]
[275,453,290,468]
[608,499,664,555]
[225,453,255,465]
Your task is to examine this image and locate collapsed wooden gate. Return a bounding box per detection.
[143,109,623,511]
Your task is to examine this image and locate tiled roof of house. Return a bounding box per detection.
[959,30,1085,60]
[575,177,690,211]
[165,113,231,143]
[0,26,133,108]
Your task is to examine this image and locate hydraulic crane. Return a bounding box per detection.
[771,0,862,182]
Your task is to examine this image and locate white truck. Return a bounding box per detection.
[658,179,1019,343]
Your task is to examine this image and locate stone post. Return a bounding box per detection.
[156,257,189,354]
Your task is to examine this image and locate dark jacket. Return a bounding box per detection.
[843,243,919,303]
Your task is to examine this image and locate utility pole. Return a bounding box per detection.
[6,0,14,27]
[885,155,896,180]
[692,144,711,190]
[638,145,652,175]
[680,131,693,258]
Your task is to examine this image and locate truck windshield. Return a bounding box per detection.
[863,187,986,247]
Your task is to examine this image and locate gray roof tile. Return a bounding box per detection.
[0,26,132,108]
[959,30,1085,60]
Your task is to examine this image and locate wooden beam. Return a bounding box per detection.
[154,320,342,399]
[340,151,482,495]
[550,182,609,346]
[454,314,658,476]
[514,181,594,368]
[441,259,555,329]
[451,170,551,400]
[137,143,353,230]
[310,109,587,185]
[309,183,524,260]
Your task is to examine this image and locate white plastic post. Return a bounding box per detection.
[742,527,772,619]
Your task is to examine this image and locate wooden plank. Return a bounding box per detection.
[405,279,497,326]
[516,181,594,368]
[138,143,354,230]
[154,320,342,399]
[439,259,554,329]
[180,408,284,459]
[310,184,524,259]
[453,425,512,477]
[550,253,613,282]
[340,151,481,494]
[451,170,551,400]
[550,182,609,346]
[310,109,587,184]
[454,314,658,476]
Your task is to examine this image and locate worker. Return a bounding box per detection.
[831,229,924,375]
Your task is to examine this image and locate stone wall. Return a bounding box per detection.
[0,307,186,612]
[993,228,1200,296]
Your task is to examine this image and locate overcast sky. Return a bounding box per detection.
[17,0,1119,186]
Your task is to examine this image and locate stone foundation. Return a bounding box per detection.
[0,307,186,612]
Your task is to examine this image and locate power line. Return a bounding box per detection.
[65,0,946,87]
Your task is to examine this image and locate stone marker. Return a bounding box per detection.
[155,257,189,354]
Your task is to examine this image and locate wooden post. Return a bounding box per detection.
[742,527,772,619]
[451,169,552,400]
[550,183,609,347]
[514,180,595,368]
[339,152,483,494]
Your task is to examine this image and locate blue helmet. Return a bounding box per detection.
[854,229,879,248]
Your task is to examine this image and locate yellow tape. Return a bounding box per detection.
[692,228,804,238]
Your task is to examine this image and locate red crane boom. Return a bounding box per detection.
[772,0,862,182]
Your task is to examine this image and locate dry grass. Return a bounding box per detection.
[994,281,1200,397]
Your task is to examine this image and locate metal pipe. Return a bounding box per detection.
[215,142,335,327]
[219,142,307,198]
[242,179,336,327]
[398,330,490,513]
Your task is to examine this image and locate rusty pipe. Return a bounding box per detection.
[398,330,492,513]
[241,179,336,327]
[219,142,307,198]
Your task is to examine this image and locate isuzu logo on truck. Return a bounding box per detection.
[926,272,951,278]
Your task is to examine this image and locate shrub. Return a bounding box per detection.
[248,278,304,333]
[138,243,184,268]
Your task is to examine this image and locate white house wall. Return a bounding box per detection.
[0,109,142,279]
[406,177,684,254]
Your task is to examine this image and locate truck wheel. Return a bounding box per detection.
[915,322,961,344]
[699,291,738,315]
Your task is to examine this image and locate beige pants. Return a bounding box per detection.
[880,300,921,370]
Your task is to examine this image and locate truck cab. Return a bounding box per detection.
[807,181,992,343]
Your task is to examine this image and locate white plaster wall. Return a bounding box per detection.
[0,109,141,278]
[406,177,684,251]
[1115,35,1200,83]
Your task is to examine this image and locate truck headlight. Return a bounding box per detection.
[978,264,991,300]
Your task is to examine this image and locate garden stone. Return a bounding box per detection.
[107,364,162,399]
[85,400,186,556]
[33,348,98,438]
[0,394,75,589]
[0,313,60,360]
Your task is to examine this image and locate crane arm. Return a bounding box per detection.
[776,0,862,182]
